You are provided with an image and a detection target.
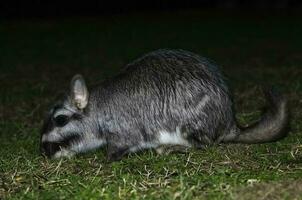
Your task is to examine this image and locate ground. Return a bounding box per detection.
[1,10,302,199]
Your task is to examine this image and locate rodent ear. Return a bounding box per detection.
[70,74,89,109]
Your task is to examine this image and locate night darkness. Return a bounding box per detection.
[1,0,302,18]
[1,0,302,199]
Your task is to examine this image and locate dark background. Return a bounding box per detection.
[1,0,302,18]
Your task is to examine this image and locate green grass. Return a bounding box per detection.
[1,10,302,199]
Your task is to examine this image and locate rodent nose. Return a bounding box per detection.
[41,142,60,158]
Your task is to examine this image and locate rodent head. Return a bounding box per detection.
[40,75,104,158]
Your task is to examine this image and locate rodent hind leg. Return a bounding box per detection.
[181,126,208,149]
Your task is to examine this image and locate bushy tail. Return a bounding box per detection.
[225,88,290,144]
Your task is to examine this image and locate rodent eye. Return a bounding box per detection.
[54,115,69,127]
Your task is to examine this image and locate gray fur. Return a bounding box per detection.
[40,49,289,161]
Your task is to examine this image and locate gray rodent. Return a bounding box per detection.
[40,49,289,161]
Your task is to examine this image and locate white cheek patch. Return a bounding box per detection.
[42,128,63,142]
[52,136,105,159]
[70,136,105,153]
[158,127,191,147]
[42,122,80,143]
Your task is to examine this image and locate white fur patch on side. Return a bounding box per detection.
[158,127,190,146]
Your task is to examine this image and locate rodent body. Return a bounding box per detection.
[40,49,289,161]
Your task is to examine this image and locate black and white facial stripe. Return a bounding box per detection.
[40,75,105,158]
[41,135,81,157]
